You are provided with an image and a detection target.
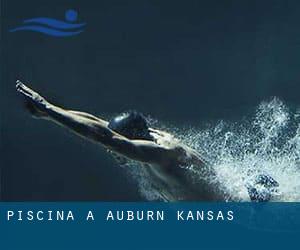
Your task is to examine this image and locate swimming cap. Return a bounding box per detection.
[108,111,153,141]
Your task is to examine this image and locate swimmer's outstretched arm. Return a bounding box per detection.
[16,81,175,165]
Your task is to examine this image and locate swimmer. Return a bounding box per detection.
[16,80,277,201]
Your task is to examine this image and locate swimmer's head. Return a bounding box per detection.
[108,111,153,141]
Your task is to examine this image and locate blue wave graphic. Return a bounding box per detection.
[10,25,84,37]
[23,18,85,29]
[9,9,85,37]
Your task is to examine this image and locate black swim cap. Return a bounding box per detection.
[108,111,153,140]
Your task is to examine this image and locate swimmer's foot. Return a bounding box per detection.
[16,80,49,118]
[246,174,279,202]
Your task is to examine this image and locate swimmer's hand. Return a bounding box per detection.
[16,80,49,118]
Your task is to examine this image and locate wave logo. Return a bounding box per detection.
[9,9,85,37]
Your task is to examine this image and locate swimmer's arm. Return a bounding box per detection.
[67,110,106,123]
[16,81,111,141]
[47,108,173,163]
[16,81,173,164]
[16,80,107,122]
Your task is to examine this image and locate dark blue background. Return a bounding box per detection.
[1,202,299,249]
[2,0,300,200]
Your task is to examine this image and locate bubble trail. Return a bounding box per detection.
[123,98,300,201]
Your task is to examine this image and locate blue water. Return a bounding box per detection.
[126,98,300,201]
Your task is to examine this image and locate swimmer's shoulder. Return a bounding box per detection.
[167,143,206,167]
